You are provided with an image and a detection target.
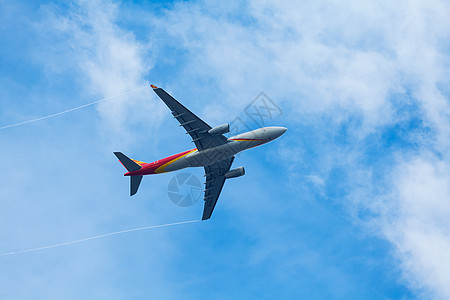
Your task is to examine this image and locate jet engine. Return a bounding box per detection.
[208,123,230,135]
[224,167,245,179]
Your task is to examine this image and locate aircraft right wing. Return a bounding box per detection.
[152,86,228,151]
[202,156,235,220]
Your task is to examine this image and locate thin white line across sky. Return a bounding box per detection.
[0,85,149,130]
[0,219,201,256]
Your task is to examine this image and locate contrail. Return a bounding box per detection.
[0,85,149,130]
[0,219,201,256]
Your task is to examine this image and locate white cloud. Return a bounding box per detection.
[382,157,450,299]
[8,0,449,297]
[153,0,450,134]
[145,0,450,297]
[38,0,163,147]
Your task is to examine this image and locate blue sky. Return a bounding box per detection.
[1,0,450,299]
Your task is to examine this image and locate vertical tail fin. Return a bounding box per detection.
[114,152,144,196]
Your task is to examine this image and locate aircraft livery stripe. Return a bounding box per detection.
[154,149,197,173]
[229,138,267,141]
[131,159,147,166]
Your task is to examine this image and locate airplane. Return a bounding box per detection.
[114,84,287,220]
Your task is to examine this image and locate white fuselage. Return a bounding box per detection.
[163,126,287,172]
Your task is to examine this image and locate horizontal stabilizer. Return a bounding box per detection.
[130,175,143,196]
[114,152,142,172]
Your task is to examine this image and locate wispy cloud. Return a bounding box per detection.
[2,0,450,298]
[36,0,162,147]
[143,0,450,297]
[381,157,450,298]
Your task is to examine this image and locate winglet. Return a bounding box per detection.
[150,84,158,89]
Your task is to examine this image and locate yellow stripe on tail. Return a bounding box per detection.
[132,159,147,166]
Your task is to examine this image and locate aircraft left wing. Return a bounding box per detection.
[152,86,228,151]
[202,156,235,220]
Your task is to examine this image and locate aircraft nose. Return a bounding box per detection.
[268,126,287,140]
[278,127,287,135]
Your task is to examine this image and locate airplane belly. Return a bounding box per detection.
[186,143,239,167]
[163,156,191,172]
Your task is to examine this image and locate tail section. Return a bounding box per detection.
[130,175,143,196]
[114,152,144,196]
[114,152,142,172]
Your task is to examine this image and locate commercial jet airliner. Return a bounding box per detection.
[114,85,287,220]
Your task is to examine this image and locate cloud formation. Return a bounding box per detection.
[383,157,450,298]
[39,0,161,146]
[2,0,450,298]
[144,0,450,297]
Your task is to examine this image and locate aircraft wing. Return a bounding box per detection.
[152,86,228,151]
[202,156,235,220]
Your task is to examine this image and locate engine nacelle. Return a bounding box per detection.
[208,123,230,135]
[224,167,245,179]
